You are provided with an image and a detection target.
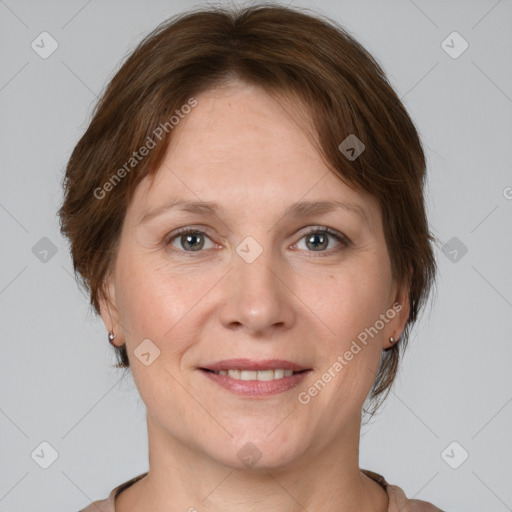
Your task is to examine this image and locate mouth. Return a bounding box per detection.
[199,358,310,375]
[198,359,312,397]
[200,368,309,381]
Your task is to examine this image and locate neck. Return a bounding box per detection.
[118,414,388,512]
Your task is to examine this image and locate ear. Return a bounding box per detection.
[97,273,122,346]
[383,267,412,350]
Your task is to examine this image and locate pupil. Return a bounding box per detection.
[184,233,203,251]
[307,233,327,251]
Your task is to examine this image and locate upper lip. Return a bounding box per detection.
[200,359,310,372]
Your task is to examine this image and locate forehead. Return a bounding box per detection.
[165,81,323,180]
[128,81,379,227]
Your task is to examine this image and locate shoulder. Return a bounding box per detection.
[78,472,148,512]
[361,469,444,512]
[79,490,115,512]
[386,483,444,511]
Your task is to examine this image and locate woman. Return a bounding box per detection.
[60,4,442,511]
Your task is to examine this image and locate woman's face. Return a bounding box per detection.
[101,81,408,469]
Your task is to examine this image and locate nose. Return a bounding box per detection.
[218,241,296,337]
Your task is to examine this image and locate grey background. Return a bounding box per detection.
[0,0,511,511]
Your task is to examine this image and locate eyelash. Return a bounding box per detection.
[165,226,350,257]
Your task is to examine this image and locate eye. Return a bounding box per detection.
[167,228,216,253]
[293,227,349,255]
[165,226,350,256]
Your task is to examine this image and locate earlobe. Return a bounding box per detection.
[98,277,121,346]
[384,277,411,350]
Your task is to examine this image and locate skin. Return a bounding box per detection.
[99,80,410,512]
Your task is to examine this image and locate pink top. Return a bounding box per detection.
[79,469,443,511]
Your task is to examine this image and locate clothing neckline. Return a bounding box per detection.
[112,468,388,501]
[114,472,148,500]
[361,468,389,490]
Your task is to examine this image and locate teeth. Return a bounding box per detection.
[212,369,298,380]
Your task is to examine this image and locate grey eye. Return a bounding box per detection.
[169,230,215,251]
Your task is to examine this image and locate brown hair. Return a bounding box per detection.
[58,3,437,416]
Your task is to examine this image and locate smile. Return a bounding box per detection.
[199,368,311,397]
[204,368,302,380]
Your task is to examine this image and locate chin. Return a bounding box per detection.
[204,432,306,471]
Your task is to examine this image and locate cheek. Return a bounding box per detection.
[114,260,200,418]
[116,249,193,329]
[312,261,391,395]
[322,260,391,340]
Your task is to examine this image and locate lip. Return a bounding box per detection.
[200,358,309,372]
[199,368,311,397]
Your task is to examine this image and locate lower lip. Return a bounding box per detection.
[199,369,311,397]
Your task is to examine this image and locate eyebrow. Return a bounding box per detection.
[139,199,369,227]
